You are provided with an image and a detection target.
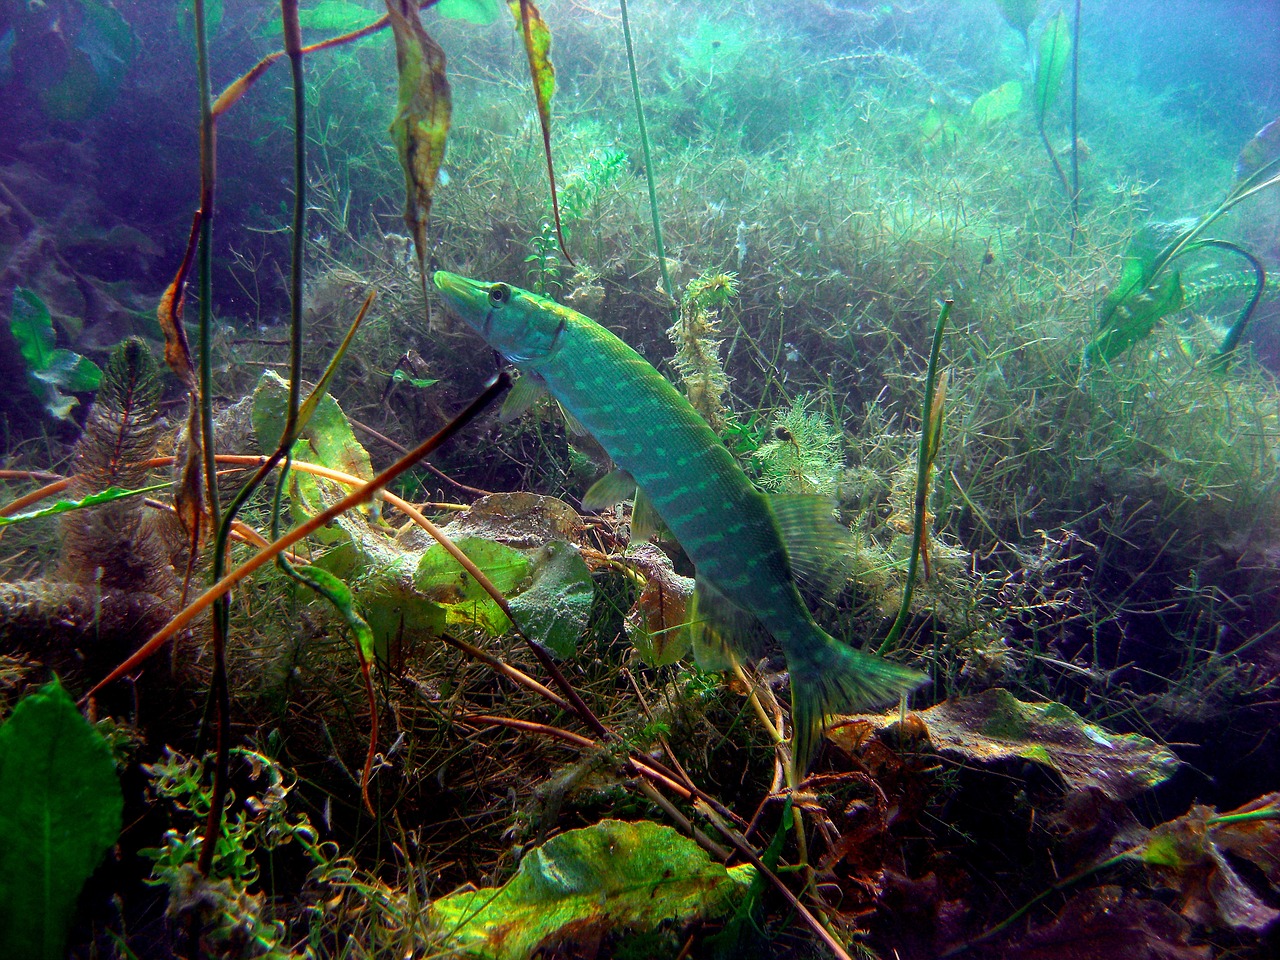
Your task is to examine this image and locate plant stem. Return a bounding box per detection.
[878,299,951,655]
[618,0,674,310]
[191,0,228,880]
[1069,0,1081,250]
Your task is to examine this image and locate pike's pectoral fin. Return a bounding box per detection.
[630,488,672,543]
[769,494,861,591]
[500,374,549,421]
[582,468,636,510]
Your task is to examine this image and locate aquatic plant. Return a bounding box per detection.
[668,269,737,430]
[8,288,102,422]
[1087,117,1280,366]
[751,397,843,496]
[524,220,564,297]
[0,680,122,960]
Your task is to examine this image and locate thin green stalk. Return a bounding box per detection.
[618,0,674,310]
[192,0,228,880]
[878,299,951,656]
[1069,0,1081,250]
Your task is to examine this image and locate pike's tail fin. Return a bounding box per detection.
[786,626,926,777]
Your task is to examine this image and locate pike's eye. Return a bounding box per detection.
[488,284,511,305]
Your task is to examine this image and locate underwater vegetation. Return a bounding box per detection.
[3,0,1280,958]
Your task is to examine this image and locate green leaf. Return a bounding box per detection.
[830,688,1181,801]
[507,540,594,657]
[1087,245,1185,366]
[919,105,962,150]
[438,0,502,24]
[252,369,374,483]
[11,287,56,372]
[414,537,531,635]
[0,680,123,960]
[263,0,377,38]
[970,80,1023,126]
[1034,11,1070,124]
[430,820,754,960]
[0,483,169,528]
[10,288,103,420]
[391,368,439,389]
[994,0,1039,37]
[292,564,376,662]
[386,0,452,281]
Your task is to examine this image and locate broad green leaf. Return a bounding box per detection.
[970,80,1023,126]
[10,288,103,420]
[386,0,452,280]
[35,348,104,393]
[0,680,123,960]
[0,483,168,527]
[438,0,502,24]
[430,820,754,960]
[507,540,594,657]
[1087,266,1185,365]
[919,105,961,150]
[831,688,1180,801]
[263,0,377,37]
[11,287,56,372]
[994,0,1039,37]
[38,0,135,120]
[252,370,374,483]
[414,537,530,635]
[1034,11,1070,124]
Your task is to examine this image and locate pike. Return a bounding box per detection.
[433,271,925,773]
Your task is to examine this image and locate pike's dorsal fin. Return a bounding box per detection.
[769,494,858,591]
[500,375,548,421]
[688,578,770,671]
[582,469,636,510]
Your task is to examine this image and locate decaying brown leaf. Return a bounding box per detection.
[830,688,1180,801]
[1135,792,1280,932]
[385,0,451,319]
[978,886,1211,960]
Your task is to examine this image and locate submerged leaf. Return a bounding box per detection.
[0,484,168,528]
[970,81,1023,126]
[618,543,694,666]
[438,0,502,24]
[385,0,452,284]
[981,886,1211,960]
[1133,793,1280,932]
[414,536,531,635]
[830,688,1180,801]
[430,819,753,960]
[994,0,1039,38]
[1033,11,1070,124]
[10,288,103,420]
[0,680,123,960]
[508,0,569,261]
[253,371,374,482]
[507,540,594,657]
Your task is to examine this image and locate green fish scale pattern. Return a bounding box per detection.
[537,310,804,625]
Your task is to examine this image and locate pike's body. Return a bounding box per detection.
[433,271,923,771]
